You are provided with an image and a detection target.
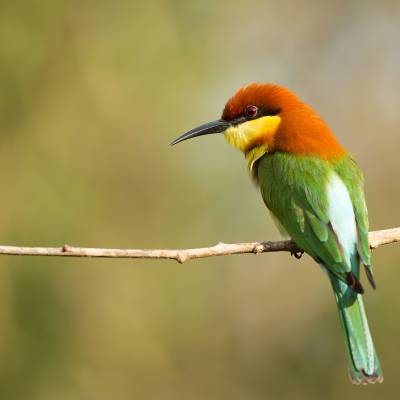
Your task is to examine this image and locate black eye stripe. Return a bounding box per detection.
[225,107,281,125]
[243,106,282,121]
[256,107,281,118]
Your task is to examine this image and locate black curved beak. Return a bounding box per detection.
[170,119,231,146]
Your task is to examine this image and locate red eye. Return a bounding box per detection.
[245,105,258,118]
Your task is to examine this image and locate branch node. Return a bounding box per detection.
[175,252,188,264]
[253,243,265,254]
[62,244,73,253]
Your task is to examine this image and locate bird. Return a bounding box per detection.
[171,83,383,384]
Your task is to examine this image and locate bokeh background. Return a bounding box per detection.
[0,0,399,399]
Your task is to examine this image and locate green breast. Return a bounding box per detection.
[256,152,340,266]
[257,152,331,220]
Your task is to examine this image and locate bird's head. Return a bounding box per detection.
[171,83,346,176]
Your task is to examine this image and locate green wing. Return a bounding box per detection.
[257,152,358,286]
[334,157,374,286]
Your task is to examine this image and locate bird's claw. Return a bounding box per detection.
[291,249,304,259]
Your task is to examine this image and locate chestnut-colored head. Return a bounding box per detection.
[171,83,347,170]
[221,83,346,158]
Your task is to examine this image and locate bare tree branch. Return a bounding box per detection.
[0,227,398,263]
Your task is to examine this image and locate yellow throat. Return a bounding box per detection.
[224,115,281,176]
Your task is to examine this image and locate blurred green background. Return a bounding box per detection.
[0,0,399,398]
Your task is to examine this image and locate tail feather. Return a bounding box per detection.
[345,271,364,294]
[364,264,377,289]
[330,277,383,384]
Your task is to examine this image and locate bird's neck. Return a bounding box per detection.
[273,109,347,159]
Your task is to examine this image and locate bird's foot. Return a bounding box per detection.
[291,249,304,259]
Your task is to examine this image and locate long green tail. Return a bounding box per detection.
[330,277,383,384]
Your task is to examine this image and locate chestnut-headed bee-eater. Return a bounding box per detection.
[171,83,383,384]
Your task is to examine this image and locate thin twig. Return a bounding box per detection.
[0,227,398,263]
